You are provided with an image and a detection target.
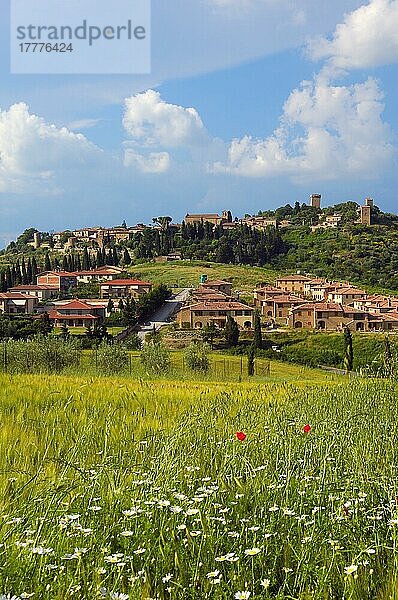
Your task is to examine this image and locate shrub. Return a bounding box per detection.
[91,342,129,375]
[184,342,210,372]
[1,336,81,373]
[141,342,171,374]
[122,334,142,351]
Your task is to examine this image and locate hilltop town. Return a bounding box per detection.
[0,193,398,338]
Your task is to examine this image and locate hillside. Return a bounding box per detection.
[2,200,398,293]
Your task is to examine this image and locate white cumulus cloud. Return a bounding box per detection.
[124,149,171,173]
[0,102,101,193]
[214,77,394,181]
[308,0,398,70]
[123,90,208,148]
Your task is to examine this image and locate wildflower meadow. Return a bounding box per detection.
[0,370,397,599]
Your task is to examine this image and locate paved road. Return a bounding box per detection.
[137,288,191,341]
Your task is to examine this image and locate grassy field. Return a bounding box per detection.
[127,261,281,293]
[0,365,397,599]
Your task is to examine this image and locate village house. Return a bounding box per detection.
[177,301,254,330]
[275,274,312,294]
[263,294,308,322]
[308,282,347,302]
[0,292,38,315]
[99,279,152,299]
[201,280,234,296]
[9,285,58,302]
[327,287,367,305]
[288,302,398,332]
[75,266,124,284]
[303,278,326,297]
[36,271,78,291]
[242,216,278,230]
[191,286,234,303]
[184,210,232,226]
[46,299,106,328]
[353,295,398,312]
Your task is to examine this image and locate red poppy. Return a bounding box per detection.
[302,424,312,434]
[236,431,246,441]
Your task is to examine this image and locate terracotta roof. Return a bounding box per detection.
[9,285,55,291]
[183,301,253,311]
[276,275,312,282]
[99,279,152,286]
[0,292,36,300]
[185,213,220,219]
[330,287,366,295]
[202,279,233,286]
[54,300,96,310]
[255,285,281,292]
[272,295,307,304]
[37,271,77,277]
[48,310,98,320]
[292,302,361,313]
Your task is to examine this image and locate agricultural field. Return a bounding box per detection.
[0,366,397,599]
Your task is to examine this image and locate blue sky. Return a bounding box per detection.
[1,0,398,247]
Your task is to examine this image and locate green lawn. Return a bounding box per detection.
[53,326,125,336]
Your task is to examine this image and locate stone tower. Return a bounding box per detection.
[359,205,371,226]
[310,194,321,209]
[365,197,374,208]
[33,232,41,249]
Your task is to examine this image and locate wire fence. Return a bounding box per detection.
[0,340,272,379]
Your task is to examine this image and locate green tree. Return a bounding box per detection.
[60,322,70,340]
[123,248,131,265]
[253,310,262,350]
[224,316,239,348]
[141,342,171,373]
[123,297,137,326]
[343,327,354,372]
[107,298,115,313]
[45,253,52,272]
[384,335,393,376]
[247,345,255,376]
[184,342,210,372]
[82,247,90,270]
[202,322,218,350]
[35,312,53,337]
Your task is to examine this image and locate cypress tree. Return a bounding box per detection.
[107,298,114,313]
[32,257,38,279]
[6,266,12,289]
[224,316,239,348]
[253,310,262,350]
[112,247,118,266]
[62,255,68,271]
[82,247,90,270]
[21,257,28,284]
[343,326,354,372]
[15,260,22,284]
[45,253,52,272]
[247,345,255,376]
[0,272,7,292]
[123,248,131,265]
[76,254,82,272]
[26,257,33,284]
[384,336,393,376]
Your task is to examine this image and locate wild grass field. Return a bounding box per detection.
[0,366,397,600]
[127,261,280,293]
